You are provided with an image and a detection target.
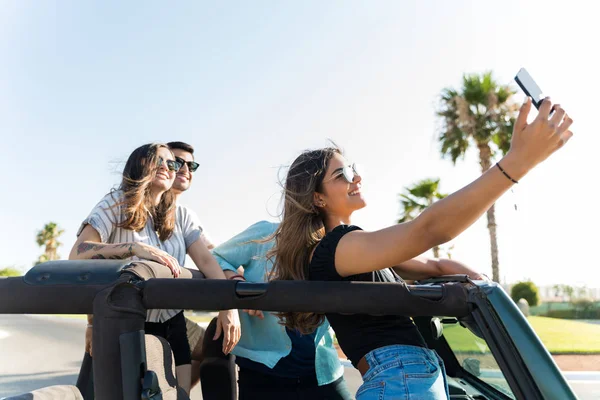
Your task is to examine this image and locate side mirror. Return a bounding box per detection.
[430,317,443,339]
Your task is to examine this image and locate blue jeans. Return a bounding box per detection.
[356,345,449,400]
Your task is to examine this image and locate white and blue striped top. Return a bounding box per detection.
[77,190,203,323]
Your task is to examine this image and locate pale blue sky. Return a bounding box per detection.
[1,1,597,287]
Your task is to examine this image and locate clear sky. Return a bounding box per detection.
[1,1,597,287]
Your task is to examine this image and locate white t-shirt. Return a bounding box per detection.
[77,190,203,322]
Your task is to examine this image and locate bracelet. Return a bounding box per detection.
[496,163,518,184]
[228,274,246,281]
[87,324,93,328]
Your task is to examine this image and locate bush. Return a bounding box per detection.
[572,298,595,312]
[546,308,600,319]
[511,281,540,307]
[0,267,22,277]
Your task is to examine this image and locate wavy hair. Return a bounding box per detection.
[269,146,342,334]
[112,143,177,241]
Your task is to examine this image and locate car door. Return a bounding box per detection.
[415,282,578,400]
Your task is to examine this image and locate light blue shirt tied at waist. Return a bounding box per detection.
[212,220,344,386]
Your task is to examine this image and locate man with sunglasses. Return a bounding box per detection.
[167,141,215,250]
[167,141,226,392]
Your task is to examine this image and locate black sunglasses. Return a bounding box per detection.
[157,156,182,172]
[175,156,200,173]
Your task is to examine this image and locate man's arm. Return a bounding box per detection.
[187,240,228,279]
[392,256,485,281]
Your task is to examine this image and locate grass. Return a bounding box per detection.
[527,316,600,354]
[443,324,484,353]
[444,316,600,354]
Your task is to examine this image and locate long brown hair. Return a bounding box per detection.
[112,143,177,241]
[269,146,342,334]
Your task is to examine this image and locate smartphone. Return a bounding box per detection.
[514,68,545,109]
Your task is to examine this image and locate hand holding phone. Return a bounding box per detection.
[511,68,574,164]
[514,68,545,109]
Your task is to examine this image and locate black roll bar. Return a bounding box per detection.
[0,278,467,316]
[0,260,473,400]
[141,279,468,317]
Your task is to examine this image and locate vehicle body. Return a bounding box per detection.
[0,260,577,399]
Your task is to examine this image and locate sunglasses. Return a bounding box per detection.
[157,156,182,172]
[175,156,200,173]
[327,163,361,184]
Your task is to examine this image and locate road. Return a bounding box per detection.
[1,315,598,399]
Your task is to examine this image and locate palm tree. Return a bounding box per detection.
[35,222,65,263]
[398,178,447,258]
[436,72,519,282]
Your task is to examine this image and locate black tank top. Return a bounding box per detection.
[308,225,426,367]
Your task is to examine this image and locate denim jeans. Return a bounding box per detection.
[356,345,449,400]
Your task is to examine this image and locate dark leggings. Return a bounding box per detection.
[199,317,238,400]
[199,317,353,400]
[144,311,191,366]
[238,368,353,400]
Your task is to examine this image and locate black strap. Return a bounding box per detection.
[141,371,162,400]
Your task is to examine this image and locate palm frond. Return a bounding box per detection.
[398,178,447,223]
[439,125,470,164]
